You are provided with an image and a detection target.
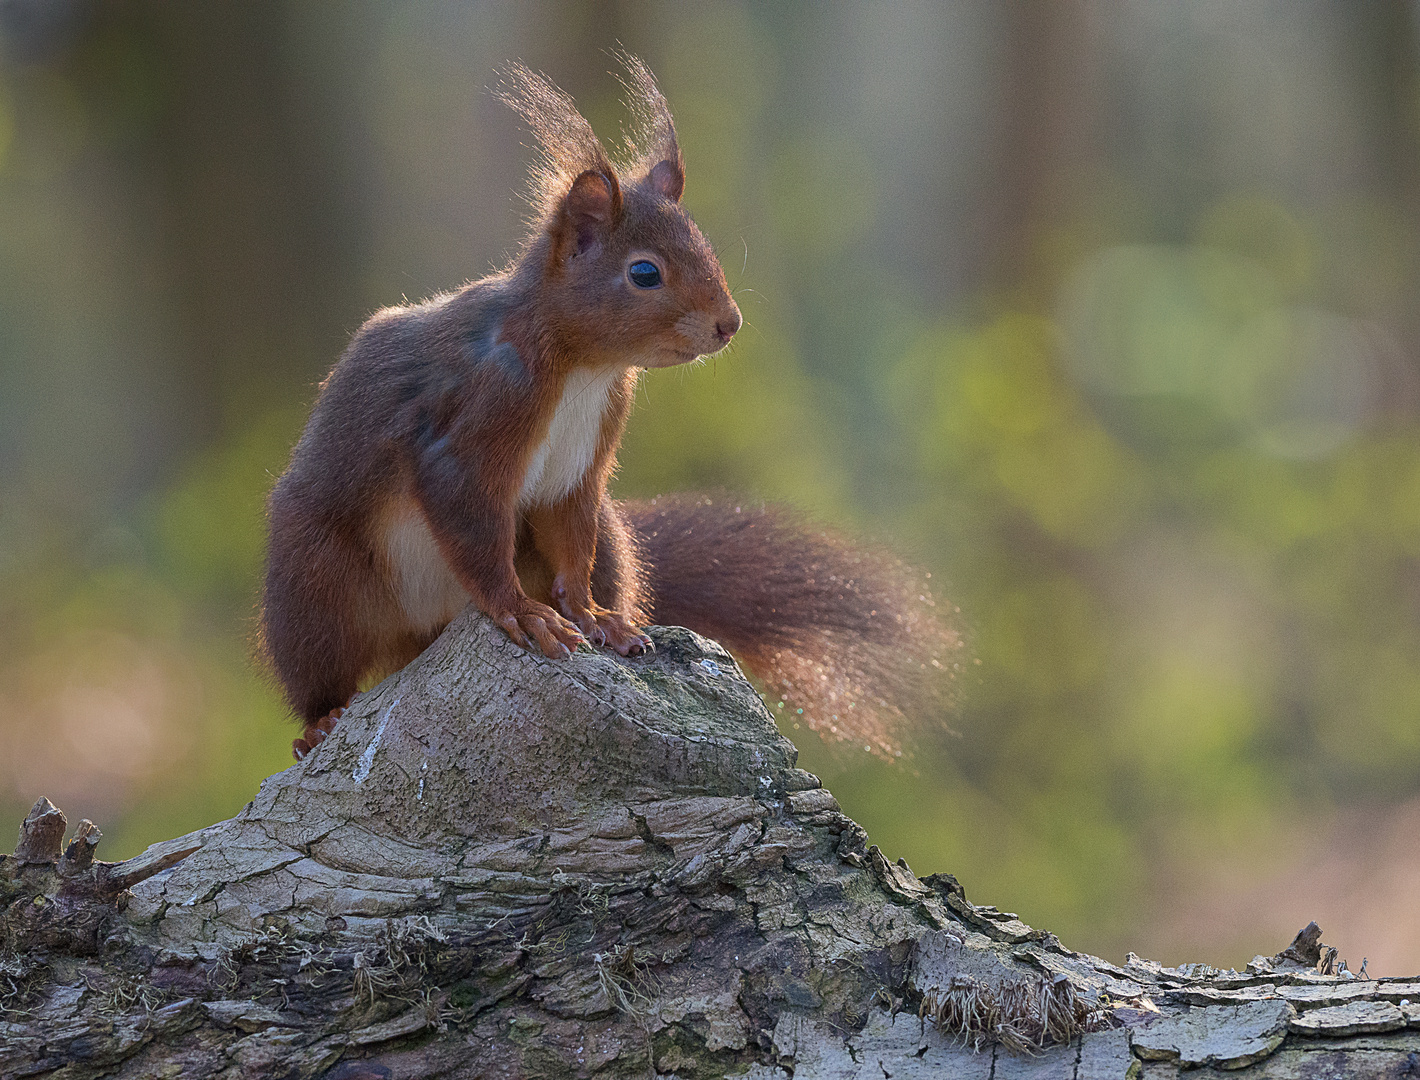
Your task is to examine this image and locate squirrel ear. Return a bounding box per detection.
[555,169,621,260]
[648,158,684,202]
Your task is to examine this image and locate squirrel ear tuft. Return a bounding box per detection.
[555,169,621,260]
[648,157,684,202]
[615,53,683,199]
[495,62,617,221]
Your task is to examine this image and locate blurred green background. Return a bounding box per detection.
[5,0,1420,972]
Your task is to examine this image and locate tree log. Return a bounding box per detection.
[2,610,1417,1078]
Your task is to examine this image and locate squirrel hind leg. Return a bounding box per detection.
[264,526,400,732]
[265,590,374,727]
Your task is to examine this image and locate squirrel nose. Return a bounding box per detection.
[715,304,742,344]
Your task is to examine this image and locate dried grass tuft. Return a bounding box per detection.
[919,972,1106,1054]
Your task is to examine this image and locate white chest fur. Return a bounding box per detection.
[518,366,621,508]
[380,497,469,632]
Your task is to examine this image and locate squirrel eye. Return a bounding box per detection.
[628,260,662,289]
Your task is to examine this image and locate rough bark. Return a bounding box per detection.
[2,610,1418,1079]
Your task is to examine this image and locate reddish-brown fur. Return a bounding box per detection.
[263,58,958,761]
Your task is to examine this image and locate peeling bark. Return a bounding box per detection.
[2,611,1418,1078]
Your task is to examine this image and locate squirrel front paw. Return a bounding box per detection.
[568,605,653,657]
[550,578,651,656]
[492,601,587,659]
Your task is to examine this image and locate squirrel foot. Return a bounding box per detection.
[493,601,586,659]
[292,707,345,761]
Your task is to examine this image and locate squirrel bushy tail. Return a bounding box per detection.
[615,495,963,757]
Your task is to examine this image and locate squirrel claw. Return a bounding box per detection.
[611,633,652,657]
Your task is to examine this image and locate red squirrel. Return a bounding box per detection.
[263,58,958,761]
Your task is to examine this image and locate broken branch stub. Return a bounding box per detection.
[14,796,66,864]
[3,608,1419,1079]
[58,819,101,876]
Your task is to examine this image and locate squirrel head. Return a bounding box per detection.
[497,56,741,369]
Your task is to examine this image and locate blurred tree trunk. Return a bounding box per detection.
[45,0,368,448]
[1354,0,1420,415]
[979,0,1100,301]
[136,0,365,423]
